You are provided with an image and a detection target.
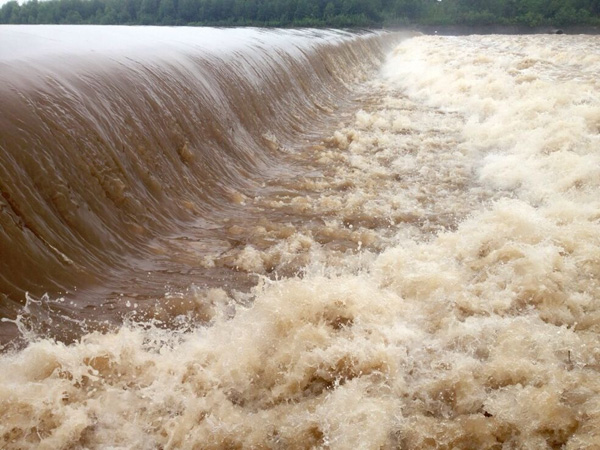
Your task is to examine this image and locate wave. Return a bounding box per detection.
[0,26,405,342]
[2,30,599,449]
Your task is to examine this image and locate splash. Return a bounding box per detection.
[2,32,600,448]
[0,26,403,342]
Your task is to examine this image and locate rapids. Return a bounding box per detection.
[0,26,401,343]
[1,28,600,449]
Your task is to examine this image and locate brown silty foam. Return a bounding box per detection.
[2,29,600,449]
[0,27,407,343]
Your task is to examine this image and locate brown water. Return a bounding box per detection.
[1,28,600,449]
[0,26,402,344]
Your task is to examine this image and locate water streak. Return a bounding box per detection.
[1,30,600,449]
[0,26,401,343]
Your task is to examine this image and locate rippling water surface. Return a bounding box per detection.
[1,27,599,449]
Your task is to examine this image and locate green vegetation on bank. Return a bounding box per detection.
[1,0,599,27]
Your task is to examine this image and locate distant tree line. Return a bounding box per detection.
[1,0,599,27]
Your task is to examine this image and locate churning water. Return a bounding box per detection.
[1,27,599,449]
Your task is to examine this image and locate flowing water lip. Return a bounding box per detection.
[0,26,410,344]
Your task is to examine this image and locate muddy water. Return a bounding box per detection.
[0,26,402,343]
[1,30,600,449]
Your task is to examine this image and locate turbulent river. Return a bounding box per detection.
[1,26,600,449]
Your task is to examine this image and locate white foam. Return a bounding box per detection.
[2,34,600,448]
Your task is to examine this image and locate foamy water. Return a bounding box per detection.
[2,33,600,449]
[0,26,399,342]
